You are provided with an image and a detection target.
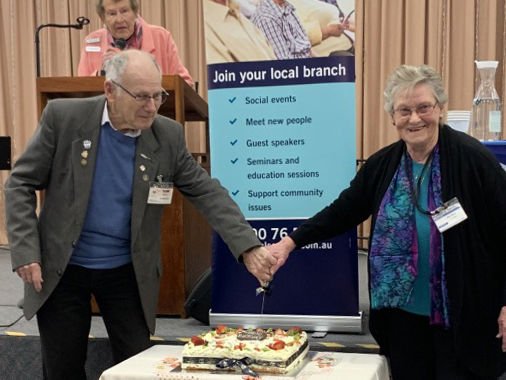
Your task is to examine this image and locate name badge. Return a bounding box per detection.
[85,37,100,44]
[85,46,101,52]
[147,181,174,204]
[431,197,468,233]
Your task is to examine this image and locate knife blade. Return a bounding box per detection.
[260,292,266,314]
[256,281,272,314]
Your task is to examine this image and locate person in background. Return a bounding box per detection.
[267,64,506,379]
[77,0,193,86]
[5,49,275,379]
[204,0,276,64]
[289,0,352,56]
[234,0,261,18]
[251,0,312,59]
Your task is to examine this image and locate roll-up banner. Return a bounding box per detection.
[204,0,360,332]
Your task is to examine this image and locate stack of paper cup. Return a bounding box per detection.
[446,110,471,133]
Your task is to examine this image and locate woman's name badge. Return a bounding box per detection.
[431,197,468,233]
[147,181,174,204]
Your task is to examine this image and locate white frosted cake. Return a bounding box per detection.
[181,326,309,374]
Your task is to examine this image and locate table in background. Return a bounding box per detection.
[99,345,390,380]
[482,141,506,164]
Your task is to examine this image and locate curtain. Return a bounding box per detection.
[0,0,505,246]
[360,0,505,159]
[356,0,505,248]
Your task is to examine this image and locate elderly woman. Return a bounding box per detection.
[268,64,506,379]
[77,0,192,85]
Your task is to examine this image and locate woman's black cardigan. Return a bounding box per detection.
[291,125,506,376]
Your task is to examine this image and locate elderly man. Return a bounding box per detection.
[289,0,353,56]
[251,0,349,59]
[5,49,275,379]
[251,0,312,59]
[77,0,193,85]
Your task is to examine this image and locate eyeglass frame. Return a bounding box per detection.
[393,102,438,119]
[110,79,169,105]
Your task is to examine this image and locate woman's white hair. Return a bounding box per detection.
[383,64,448,114]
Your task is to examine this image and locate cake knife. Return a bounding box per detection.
[256,281,272,314]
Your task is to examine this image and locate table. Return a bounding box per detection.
[482,141,506,164]
[99,345,390,380]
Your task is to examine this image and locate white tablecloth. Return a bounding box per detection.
[99,345,390,380]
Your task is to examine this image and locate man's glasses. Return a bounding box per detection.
[394,103,437,119]
[111,80,169,105]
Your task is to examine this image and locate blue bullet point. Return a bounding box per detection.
[230,139,238,146]
[228,97,237,103]
[229,118,237,125]
[232,190,239,196]
[231,158,238,164]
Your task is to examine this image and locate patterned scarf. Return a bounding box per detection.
[370,145,450,327]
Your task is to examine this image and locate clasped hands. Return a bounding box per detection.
[242,237,296,287]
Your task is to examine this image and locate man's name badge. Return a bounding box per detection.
[147,182,174,204]
[431,197,468,233]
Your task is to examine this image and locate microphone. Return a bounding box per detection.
[76,16,90,29]
[99,38,127,76]
[35,16,91,77]
[114,38,127,50]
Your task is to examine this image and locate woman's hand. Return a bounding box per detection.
[267,236,296,275]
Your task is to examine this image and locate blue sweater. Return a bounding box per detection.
[70,123,137,269]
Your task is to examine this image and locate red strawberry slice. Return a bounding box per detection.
[191,336,206,346]
[268,339,286,350]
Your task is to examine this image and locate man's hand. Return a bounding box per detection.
[267,236,296,275]
[16,262,43,292]
[242,246,277,285]
[497,306,506,351]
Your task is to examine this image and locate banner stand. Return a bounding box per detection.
[204,1,360,331]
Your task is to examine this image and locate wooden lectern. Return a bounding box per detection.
[36,76,212,316]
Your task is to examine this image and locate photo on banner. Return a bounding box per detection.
[204,0,360,326]
[204,0,355,63]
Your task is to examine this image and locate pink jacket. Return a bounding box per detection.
[77,18,193,86]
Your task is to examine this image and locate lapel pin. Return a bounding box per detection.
[81,159,88,166]
[142,174,149,182]
[83,140,92,150]
[139,164,146,172]
[81,151,89,159]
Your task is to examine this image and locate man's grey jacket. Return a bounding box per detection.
[5,95,260,332]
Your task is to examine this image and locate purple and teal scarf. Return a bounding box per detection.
[369,145,450,327]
